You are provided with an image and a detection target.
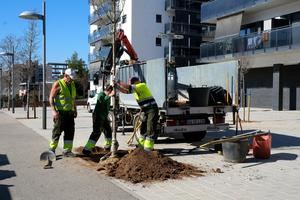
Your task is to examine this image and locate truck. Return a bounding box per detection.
[116,59,238,141]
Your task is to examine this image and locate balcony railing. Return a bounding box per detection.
[165,0,201,12]
[89,3,111,25]
[89,25,112,44]
[89,46,111,63]
[200,24,300,61]
[165,22,203,36]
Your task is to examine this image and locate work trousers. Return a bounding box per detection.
[50,111,75,152]
[87,113,112,145]
[140,108,159,140]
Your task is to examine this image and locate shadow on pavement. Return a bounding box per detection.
[0,154,15,200]
[243,152,298,168]
[0,185,13,200]
[271,132,300,148]
[0,154,10,166]
[158,147,215,157]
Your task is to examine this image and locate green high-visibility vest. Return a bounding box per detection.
[54,79,76,111]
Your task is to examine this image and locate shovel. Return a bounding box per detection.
[40,150,56,169]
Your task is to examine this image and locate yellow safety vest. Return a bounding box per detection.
[54,79,76,111]
[132,83,157,111]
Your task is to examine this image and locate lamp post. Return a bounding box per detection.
[0,64,2,109]
[19,0,47,129]
[0,48,15,113]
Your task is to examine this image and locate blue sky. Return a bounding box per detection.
[0,0,89,64]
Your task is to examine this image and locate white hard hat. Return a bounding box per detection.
[64,68,76,79]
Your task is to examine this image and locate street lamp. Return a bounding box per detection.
[0,48,15,113]
[19,0,47,129]
[158,32,184,62]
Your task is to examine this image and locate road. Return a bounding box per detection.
[0,111,138,200]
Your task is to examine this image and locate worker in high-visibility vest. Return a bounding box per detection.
[116,77,159,151]
[49,68,77,157]
[82,85,114,156]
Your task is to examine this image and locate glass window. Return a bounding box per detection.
[156,14,162,23]
[156,37,161,46]
[122,15,127,24]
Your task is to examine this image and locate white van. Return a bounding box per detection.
[87,89,100,113]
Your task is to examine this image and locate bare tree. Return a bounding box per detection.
[0,35,21,110]
[20,21,40,119]
[90,0,126,157]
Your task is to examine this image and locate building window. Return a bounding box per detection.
[156,37,161,46]
[122,15,127,24]
[156,14,162,23]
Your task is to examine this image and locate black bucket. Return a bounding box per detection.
[188,87,209,107]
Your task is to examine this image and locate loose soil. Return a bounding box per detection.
[75,146,208,184]
[97,148,206,184]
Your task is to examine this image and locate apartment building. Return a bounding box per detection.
[200,0,300,110]
[88,0,213,78]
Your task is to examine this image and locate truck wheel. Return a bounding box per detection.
[183,131,207,141]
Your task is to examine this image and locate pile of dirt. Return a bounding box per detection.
[97,148,206,184]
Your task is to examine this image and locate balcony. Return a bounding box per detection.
[89,3,111,25]
[165,22,203,36]
[200,24,300,62]
[201,0,269,23]
[89,25,112,45]
[165,0,201,13]
[89,0,110,6]
[89,46,111,63]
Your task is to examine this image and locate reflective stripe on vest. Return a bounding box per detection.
[133,83,157,110]
[54,79,76,111]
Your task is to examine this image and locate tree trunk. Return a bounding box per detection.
[111,0,119,157]
[7,71,11,111]
[33,89,36,119]
[27,78,30,119]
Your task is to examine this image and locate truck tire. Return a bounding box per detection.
[183,131,207,141]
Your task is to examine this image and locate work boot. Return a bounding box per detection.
[103,145,111,151]
[82,148,92,156]
[137,137,145,148]
[62,150,76,157]
[144,138,154,151]
[103,139,112,151]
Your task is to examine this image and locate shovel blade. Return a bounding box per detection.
[40,150,56,162]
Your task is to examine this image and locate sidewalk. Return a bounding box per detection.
[0,109,138,200]
[1,106,300,200]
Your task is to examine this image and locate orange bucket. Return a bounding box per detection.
[253,134,272,159]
